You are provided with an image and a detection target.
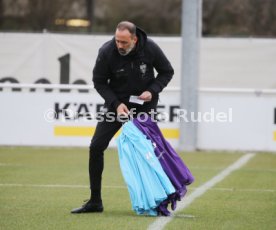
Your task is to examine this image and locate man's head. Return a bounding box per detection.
[115,21,138,56]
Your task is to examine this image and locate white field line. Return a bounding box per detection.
[189,166,276,172]
[0,183,274,193]
[191,187,276,193]
[2,163,276,172]
[0,183,276,192]
[0,183,126,189]
[147,153,256,230]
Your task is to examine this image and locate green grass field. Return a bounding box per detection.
[0,147,275,230]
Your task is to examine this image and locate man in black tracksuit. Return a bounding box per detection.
[71,21,174,213]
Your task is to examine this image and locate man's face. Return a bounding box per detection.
[115,29,137,56]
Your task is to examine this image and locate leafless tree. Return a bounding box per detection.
[202,0,276,37]
[1,0,276,36]
[0,0,3,27]
[95,0,181,34]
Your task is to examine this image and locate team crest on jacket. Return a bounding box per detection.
[139,63,147,77]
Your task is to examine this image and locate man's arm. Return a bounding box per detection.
[92,50,121,110]
[146,41,174,97]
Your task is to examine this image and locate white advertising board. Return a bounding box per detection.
[0,87,181,148]
[1,33,276,89]
[197,91,276,151]
[0,87,275,152]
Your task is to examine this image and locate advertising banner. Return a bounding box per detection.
[0,87,275,152]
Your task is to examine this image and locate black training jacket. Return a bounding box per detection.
[92,27,174,111]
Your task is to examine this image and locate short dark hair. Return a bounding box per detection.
[116,21,136,35]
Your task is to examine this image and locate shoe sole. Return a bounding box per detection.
[71,208,104,214]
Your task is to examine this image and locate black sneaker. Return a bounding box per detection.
[71,200,104,214]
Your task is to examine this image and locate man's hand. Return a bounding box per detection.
[138,91,152,102]
[116,103,130,116]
